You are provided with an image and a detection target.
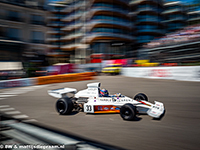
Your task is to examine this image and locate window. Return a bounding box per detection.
[31,14,45,25]
[31,31,44,43]
[8,28,21,40]
[8,10,22,22]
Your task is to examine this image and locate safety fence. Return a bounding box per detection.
[0,72,96,89]
[122,66,200,82]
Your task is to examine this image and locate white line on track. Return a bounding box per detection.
[0,108,15,111]
[0,95,17,97]
[23,119,37,122]
[0,105,10,108]
[5,111,21,115]
[0,98,6,100]
[13,115,29,119]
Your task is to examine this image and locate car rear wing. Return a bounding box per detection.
[48,88,77,98]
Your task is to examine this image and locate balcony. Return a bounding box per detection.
[162,17,186,23]
[62,13,82,22]
[60,1,86,14]
[137,7,161,14]
[48,45,60,49]
[61,43,89,50]
[87,7,129,19]
[130,0,162,6]
[46,37,60,42]
[162,8,183,15]
[86,20,132,31]
[81,32,135,44]
[61,33,83,41]
[61,23,82,31]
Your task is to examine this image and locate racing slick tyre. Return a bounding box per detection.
[56,97,73,115]
[120,103,137,121]
[134,93,148,101]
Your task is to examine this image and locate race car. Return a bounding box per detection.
[48,82,165,121]
[101,64,122,75]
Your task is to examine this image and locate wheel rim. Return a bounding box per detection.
[125,110,130,115]
[57,101,65,113]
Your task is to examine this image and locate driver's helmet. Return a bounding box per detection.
[100,89,109,97]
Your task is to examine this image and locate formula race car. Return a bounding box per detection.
[48,82,165,121]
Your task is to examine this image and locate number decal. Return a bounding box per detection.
[86,105,92,111]
[84,105,93,113]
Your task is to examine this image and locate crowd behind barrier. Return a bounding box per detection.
[0,72,96,89]
[144,24,200,49]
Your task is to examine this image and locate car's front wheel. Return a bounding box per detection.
[56,97,73,115]
[134,93,148,101]
[120,103,137,121]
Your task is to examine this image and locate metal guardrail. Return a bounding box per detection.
[0,113,125,150]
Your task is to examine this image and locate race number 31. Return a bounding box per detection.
[84,105,93,113]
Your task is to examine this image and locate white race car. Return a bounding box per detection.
[48,82,165,121]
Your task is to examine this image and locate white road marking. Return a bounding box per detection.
[0,105,37,121]
[0,85,49,98]
[0,95,17,97]
[5,111,21,115]
[23,119,37,122]
[0,108,15,111]
[13,115,29,119]
[0,105,10,108]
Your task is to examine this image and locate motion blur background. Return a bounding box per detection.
[0,0,200,79]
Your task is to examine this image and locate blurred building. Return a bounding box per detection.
[0,0,49,63]
[50,0,135,64]
[187,10,200,25]
[162,1,187,33]
[47,2,69,64]
[129,0,165,48]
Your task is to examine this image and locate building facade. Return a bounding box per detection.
[47,2,68,64]
[162,1,187,33]
[0,0,49,63]
[52,0,135,64]
[129,0,165,46]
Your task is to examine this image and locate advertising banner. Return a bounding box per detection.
[122,66,200,82]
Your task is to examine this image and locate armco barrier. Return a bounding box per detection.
[0,78,36,89]
[0,72,96,89]
[35,72,96,85]
[122,66,200,82]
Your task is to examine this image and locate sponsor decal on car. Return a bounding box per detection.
[94,105,120,113]
[104,107,109,110]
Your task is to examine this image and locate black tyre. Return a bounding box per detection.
[56,97,73,115]
[134,93,148,101]
[120,103,137,121]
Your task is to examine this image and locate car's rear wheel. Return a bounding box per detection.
[56,97,73,115]
[134,93,148,101]
[120,103,137,121]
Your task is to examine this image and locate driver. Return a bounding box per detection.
[100,88,109,97]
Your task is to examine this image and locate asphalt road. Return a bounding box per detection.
[1,75,200,150]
